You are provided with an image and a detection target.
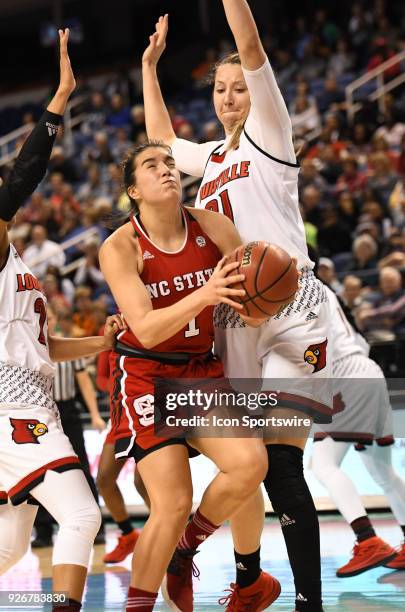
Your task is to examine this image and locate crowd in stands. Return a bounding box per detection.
[1,0,405,375]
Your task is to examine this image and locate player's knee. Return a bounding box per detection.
[152,491,192,525]
[57,498,101,542]
[232,447,268,494]
[264,444,313,512]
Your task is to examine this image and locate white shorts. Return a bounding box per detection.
[0,401,81,506]
[314,353,394,448]
[214,271,333,423]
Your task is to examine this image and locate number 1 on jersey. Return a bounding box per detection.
[205,189,234,223]
[185,317,200,338]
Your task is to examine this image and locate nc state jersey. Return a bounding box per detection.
[0,244,54,377]
[195,130,312,270]
[117,208,221,353]
[325,286,369,362]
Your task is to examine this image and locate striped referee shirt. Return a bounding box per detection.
[53,358,86,402]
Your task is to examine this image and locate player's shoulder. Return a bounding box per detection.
[99,219,138,259]
[186,206,235,232]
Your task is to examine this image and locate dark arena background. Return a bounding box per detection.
[0,0,405,610]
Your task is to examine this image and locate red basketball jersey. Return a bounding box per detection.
[117,208,221,354]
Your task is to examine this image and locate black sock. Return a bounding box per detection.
[53,598,81,611]
[234,547,261,588]
[401,525,405,539]
[118,518,133,535]
[264,444,323,612]
[351,516,376,543]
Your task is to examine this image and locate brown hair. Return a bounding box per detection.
[208,52,245,151]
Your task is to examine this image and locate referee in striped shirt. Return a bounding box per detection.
[33,307,106,547]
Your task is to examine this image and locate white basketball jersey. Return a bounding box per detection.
[0,244,54,377]
[325,286,369,361]
[195,130,312,270]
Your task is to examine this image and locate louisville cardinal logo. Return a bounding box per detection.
[304,339,328,373]
[10,418,48,444]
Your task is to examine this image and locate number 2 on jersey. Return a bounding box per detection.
[34,298,47,346]
[205,189,234,223]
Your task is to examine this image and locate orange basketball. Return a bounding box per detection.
[227,241,299,318]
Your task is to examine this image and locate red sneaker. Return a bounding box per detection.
[103,529,139,564]
[336,536,397,577]
[218,571,281,611]
[384,542,405,570]
[161,548,200,612]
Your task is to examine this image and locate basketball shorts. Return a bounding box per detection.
[104,419,116,446]
[214,270,333,423]
[0,401,81,506]
[109,351,224,461]
[313,353,394,448]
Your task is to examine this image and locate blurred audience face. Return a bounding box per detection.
[302,185,321,211]
[318,259,336,284]
[111,93,124,111]
[343,275,362,306]
[339,192,355,215]
[353,235,377,264]
[91,92,105,109]
[379,267,402,296]
[31,225,47,246]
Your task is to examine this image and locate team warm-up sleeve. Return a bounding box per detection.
[0,110,62,222]
[171,138,222,178]
[243,59,296,164]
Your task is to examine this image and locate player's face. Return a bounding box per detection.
[129,147,182,208]
[213,64,251,134]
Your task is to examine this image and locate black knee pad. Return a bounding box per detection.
[263,444,313,513]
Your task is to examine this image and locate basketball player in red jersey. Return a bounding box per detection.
[143,3,331,611]
[99,141,274,612]
[0,31,126,612]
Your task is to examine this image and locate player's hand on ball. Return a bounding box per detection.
[103,314,127,349]
[201,258,246,310]
[58,29,76,96]
[142,14,169,66]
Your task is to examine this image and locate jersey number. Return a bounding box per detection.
[205,189,234,223]
[34,298,47,346]
[185,317,200,338]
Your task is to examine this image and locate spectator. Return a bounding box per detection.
[73,286,99,336]
[328,39,354,76]
[337,191,359,231]
[291,95,321,137]
[22,225,65,280]
[336,157,366,197]
[317,76,345,114]
[389,174,405,229]
[106,93,131,128]
[318,204,353,256]
[298,158,327,192]
[342,274,363,310]
[366,151,397,206]
[74,239,106,290]
[358,267,405,333]
[317,257,343,293]
[130,104,146,142]
[82,92,107,135]
[111,127,131,161]
[43,273,71,312]
[301,185,323,225]
[77,163,109,202]
[347,234,379,272]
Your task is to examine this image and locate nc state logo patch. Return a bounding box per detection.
[10,418,48,444]
[304,339,328,373]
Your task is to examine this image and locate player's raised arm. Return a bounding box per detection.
[0,28,76,258]
[222,0,266,71]
[142,14,176,145]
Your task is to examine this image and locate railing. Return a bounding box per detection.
[25,226,100,276]
[346,50,405,124]
[0,123,33,166]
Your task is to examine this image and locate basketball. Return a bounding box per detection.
[226,241,299,318]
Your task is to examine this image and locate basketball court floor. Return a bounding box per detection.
[0,514,404,611]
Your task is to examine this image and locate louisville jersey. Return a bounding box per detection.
[325,286,369,362]
[0,244,54,377]
[194,131,311,269]
[116,208,221,354]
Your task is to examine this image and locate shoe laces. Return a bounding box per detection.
[168,548,200,581]
[218,584,255,610]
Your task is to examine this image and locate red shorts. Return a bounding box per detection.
[109,352,224,460]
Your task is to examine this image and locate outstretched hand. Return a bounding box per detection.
[58,28,76,96]
[142,14,169,66]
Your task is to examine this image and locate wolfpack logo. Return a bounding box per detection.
[304,339,328,373]
[280,513,296,527]
[142,250,155,260]
[196,236,206,248]
[46,122,59,137]
[10,418,48,444]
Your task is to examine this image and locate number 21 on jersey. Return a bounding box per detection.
[205,189,234,223]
